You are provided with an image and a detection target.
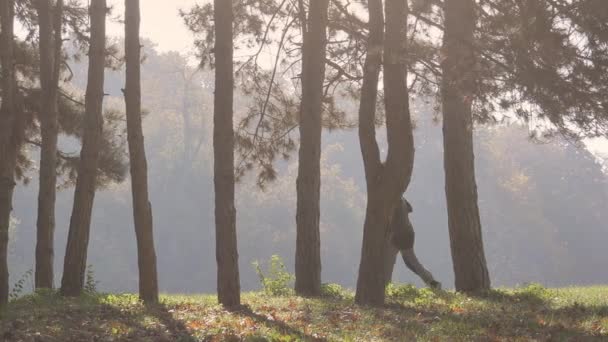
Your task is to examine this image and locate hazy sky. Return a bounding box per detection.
[107,0,200,53]
[102,1,608,157]
[12,0,598,157]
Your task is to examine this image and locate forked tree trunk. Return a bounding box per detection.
[0,0,18,307]
[355,0,415,307]
[441,0,490,293]
[35,0,63,290]
[124,0,159,303]
[354,0,384,306]
[60,0,106,297]
[295,0,329,297]
[213,0,240,308]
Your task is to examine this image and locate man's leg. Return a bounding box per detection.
[383,242,400,287]
[401,248,441,289]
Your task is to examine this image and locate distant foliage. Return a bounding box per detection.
[252,255,294,296]
[5,2,129,189]
[9,269,33,301]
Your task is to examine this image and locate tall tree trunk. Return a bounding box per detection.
[0,0,18,307]
[294,0,329,297]
[35,0,63,290]
[60,0,106,297]
[213,0,240,308]
[124,0,158,304]
[441,0,490,293]
[355,0,414,307]
[354,0,385,306]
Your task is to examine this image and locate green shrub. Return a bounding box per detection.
[321,283,349,300]
[386,283,419,302]
[518,283,550,300]
[252,255,294,296]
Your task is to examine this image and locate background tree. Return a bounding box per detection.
[0,0,21,307]
[35,0,63,290]
[441,0,490,292]
[213,0,240,308]
[61,0,107,297]
[3,27,607,297]
[4,0,128,191]
[179,0,608,296]
[294,0,329,297]
[124,0,158,303]
[355,0,415,306]
[0,1,127,300]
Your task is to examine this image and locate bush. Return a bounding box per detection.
[518,283,550,300]
[321,283,350,300]
[252,255,294,296]
[386,283,419,302]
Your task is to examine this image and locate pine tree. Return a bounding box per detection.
[214,0,240,308]
[355,0,415,306]
[294,0,330,298]
[61,0,107,297]
[124,0,159,303]
[441,0,490,292]
[35,0,63,290]
[0,0,19,307]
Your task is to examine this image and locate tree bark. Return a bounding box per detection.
[0,0,18,308]
[60,0,106,297]
[441,0,491,293]
[124,0,158,304]
[35,0,63,290]
[294,0,329,297]
[214,0,240,308]
[355,0,415,307]
[354,0,385,307]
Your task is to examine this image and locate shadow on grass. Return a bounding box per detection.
[475,288,608,319]
[145,302,197,341]
[2,292,325,342]
[472,288,547,306]
[235,304,326,341]
[2,289,606,341]
[380,288,608,340]
[0,292,197,342]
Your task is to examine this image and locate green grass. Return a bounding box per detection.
[1,284,607,341]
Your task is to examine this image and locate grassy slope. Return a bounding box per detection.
[1,285,607,341]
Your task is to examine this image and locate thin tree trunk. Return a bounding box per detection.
[60,0,106,297]
[214,0,240,308]
[124,0,158,303]
[355,0,414,307]
[0,0,18,307]
[295,0,329,297]
[441,0,490,293]
[35,0,63,290]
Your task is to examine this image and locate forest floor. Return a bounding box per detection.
[0,284,607,341]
